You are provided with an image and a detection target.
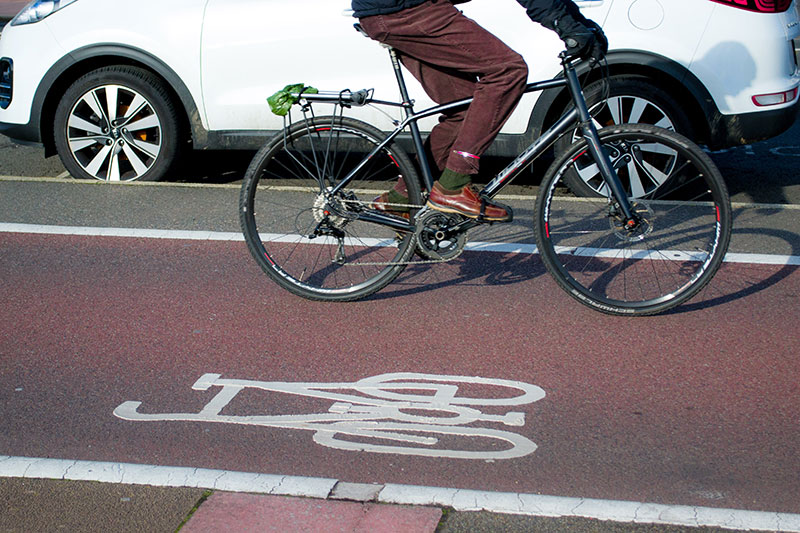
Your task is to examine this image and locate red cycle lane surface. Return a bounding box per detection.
[1,233,798,514]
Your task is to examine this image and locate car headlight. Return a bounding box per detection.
[10,0,79,26]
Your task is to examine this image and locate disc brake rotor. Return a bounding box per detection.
[609,201,655,242]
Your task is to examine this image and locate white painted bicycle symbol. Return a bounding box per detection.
[114,372,546,460]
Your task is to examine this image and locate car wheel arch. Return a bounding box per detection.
[36,44,207,156]
[527,50,720,148]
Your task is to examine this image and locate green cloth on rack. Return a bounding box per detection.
[267,83,319,116]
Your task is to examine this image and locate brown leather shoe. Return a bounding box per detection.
[427,182,512,222]
[370,192,410,219]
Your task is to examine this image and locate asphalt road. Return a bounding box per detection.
[1,226,798,498]
[1,126,799,531]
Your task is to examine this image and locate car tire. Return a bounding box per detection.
[555,76,693,197]
[54,66,181,182]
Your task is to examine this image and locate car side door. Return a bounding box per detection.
[200,0,397,134]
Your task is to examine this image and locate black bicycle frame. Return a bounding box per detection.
[299,47,636,233]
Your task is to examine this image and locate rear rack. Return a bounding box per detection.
[295,88,374,107]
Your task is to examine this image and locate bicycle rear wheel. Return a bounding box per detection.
[240,116,422,301]
[535,124,731,316]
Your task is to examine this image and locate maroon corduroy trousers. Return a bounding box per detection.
[359,0,529,176]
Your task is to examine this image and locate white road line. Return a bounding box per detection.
[1,222,799,266]
[2,175,800,210]
[0,223,244,242]
[1,456,799,532]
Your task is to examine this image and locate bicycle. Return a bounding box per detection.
[239,28,732,316]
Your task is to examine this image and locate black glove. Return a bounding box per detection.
[551,16,608,65]
[584,19,608,60]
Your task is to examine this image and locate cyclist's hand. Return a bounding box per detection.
[554,17,607,65]
[584,20,608,62]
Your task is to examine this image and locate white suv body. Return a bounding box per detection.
[1,0,799,184]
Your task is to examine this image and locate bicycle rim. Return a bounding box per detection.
[536,124,731,316]
[240,117,421,301]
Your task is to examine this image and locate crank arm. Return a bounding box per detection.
[445,218,479,236]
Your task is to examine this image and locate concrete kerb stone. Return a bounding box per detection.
[0,456,337,499]
[4,457,800,532]
[330,481,384,502]
[377,483,800,532]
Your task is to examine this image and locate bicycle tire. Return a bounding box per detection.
[535,124,731,316]
[240,116,422,301]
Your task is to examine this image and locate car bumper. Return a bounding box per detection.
[0,20,67,146]
[714,95,800,147]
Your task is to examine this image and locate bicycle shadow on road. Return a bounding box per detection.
[368,248,549,301]
[665,223,800,315]
[372,215,800,315]
[364,205,544,300]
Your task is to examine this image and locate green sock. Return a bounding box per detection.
[387,189,409,205]
[439,169,472,191]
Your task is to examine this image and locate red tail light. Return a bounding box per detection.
[710,0,793,12]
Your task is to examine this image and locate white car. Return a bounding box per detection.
[1,0,799,194]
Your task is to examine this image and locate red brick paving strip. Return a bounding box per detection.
[183,492,442,533]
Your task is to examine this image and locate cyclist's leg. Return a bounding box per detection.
[398,53,473,173]
[359,2,526,220]
[358,2,528,175]
[362,32,479,213]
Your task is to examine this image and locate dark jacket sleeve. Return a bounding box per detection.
[516,0,588,31]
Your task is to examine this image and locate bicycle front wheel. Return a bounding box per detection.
[240,116,422,301]
[535,124,731,316]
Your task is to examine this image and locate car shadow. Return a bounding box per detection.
[170,150,255,184]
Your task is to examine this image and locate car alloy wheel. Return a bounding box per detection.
[555,77,692,198]
[54,66,180,182]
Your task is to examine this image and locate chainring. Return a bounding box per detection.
[414,210,467,261]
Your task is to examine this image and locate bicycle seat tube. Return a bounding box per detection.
[388,47,436,190]
[563,60,636,223]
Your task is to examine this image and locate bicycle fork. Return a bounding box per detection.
[563,65,639,227]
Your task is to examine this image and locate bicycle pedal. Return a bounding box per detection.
[477,196,514,224]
